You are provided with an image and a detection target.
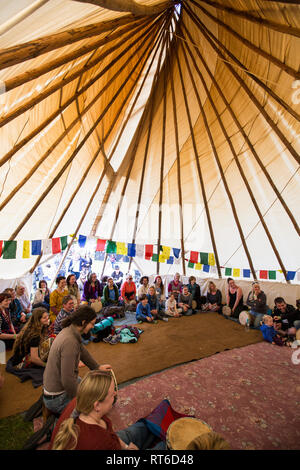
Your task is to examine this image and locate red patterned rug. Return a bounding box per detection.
[35,342,300,450]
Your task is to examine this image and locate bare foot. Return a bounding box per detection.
[79,361,86,368]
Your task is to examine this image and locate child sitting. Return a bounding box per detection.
[165,292,182,317]
[260,315,289,346]
[136,295,154,323]
[147,286,168,322]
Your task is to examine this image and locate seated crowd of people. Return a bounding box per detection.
[0,269,299,450]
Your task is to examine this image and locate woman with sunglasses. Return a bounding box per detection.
[51,369,165,450]
[120,274,137,308]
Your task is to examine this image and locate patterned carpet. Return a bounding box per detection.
[106,342,300,450]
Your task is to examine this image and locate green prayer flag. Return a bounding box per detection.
[3,240,17,259]
[60,236,68,251]
[152,253,158,262]
[188,261,194,268]
[268,271,276,280]
[200,252,209,265]
[225,267,232,276]
[106,241,117,253]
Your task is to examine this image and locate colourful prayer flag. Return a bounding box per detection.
[268,271,276,280]
[208,253,215,266]
[96,239,106,251]
[135,244,144,258]
[106,240,116,253]
[22,240,30,258]
[172,248,180,259]
[31,240,42,255]
[42,239,52,255]
[161,246,171,259]
[116,242,127,255]
[195,263,202,270]
[0,241,3,257]
[243,269,251,278]
[52,238,61,254]
[225,267,232,276]
[2,241,17,259]
[200,252,209,265]
[203,264,210,273]
[60,236,68,251]
[159,254,166,263]
[259,270,268,279]
[286,271,296,281]
[233,268,240,278]
[167,257,174,265]
[190,251,198,264]
[145,245,154,260]
[152,253,158,262]
[127,243,136,257]
[78,235,87,248]
[188,261,194,269]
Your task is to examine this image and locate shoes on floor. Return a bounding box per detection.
[109,334,121,345]
[103,334,113,343]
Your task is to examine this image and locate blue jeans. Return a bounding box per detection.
[117,421,165,450]
[43,392,71,415]
[182,308,193,316]
[250,310,264,328]
[294,320,300,331]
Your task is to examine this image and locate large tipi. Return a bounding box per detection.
[0,0,299,287]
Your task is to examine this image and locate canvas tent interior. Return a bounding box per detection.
[0,0,299,297]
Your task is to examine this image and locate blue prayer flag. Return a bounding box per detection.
[243,269,251,278]
[167,256,174,265]
[31,240,42,256]
[78,235,87,248]
[286,271,296,281]
[203,264,210,273]
[127,243,136,257]
[172,248,180,259]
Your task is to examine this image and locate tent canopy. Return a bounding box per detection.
[0,0,299,280]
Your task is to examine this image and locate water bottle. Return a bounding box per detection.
[245,318,250,332]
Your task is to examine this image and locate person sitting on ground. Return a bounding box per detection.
[102,277,120,307]
[226,278,244,318]
[246,282,268,328]
[4,288,27,332]
[43,305,112,415]
[178,285,193,316]
[32,280,51,311]
[136,295,154,323]
[168,273,183,303]
[49,276,69,324]
[272,297,300,337]
[165,292,182,317]
[11,307,50,368]
[260,314,288,346]
[53,296,75,336]
[187,276,201,313]
[186,432,230,450]
[138,276,150,298]
[206,281,222,313]
[0,292,18,350]
[154,275,166,310]
[111,265,123,290]
[147,286,167,321]
[15,285,32,318]
[120,274,137,309]
[66,274,81,308]
[50,369,165,450]
[81,273,103,306]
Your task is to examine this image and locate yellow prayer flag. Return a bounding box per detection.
[159,254,166,263]
[161,246,171,259]
[116,242,127,255]
[195,263,203,270]
[233,268,240,277]
[208,253,215,266]
[22,240,30,258]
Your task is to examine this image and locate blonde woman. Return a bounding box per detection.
[206,282,222,312]
[246,282,268,328]
[51,370,165,450]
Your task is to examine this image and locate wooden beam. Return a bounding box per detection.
[184,4,300,166]
[0,14,146,71]
[8,22,159,241]
[188,0,300,38]
[0,17,157,130]
[72,0,171,16]
[181,20,299,238]
[190,0,300,80]
[0,0,49,36]
[172,36,222,278]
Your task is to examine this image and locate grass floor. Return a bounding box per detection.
[0,413,33,450]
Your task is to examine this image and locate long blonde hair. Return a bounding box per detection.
[52,370,113,450]
[186,431,230,450]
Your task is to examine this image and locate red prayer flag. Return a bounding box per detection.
[96,239,106,252]
[259,270,268,279]
[189,251,198,263]
[52,237,61,254]
[0,241,3,257]
[145,244,153,260]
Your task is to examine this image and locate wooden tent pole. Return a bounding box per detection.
[187,0,300,38]
[0,18,159,130]
[180,26,290,282]
[5,17,149,93]
[184,5,300,166]
[127,20,171,273]
[171,40,222,278]
[169,42,186,277]
[0,19,153,168]
[0,0,49,36]
[9,24,159,242]
[181,20,299,238]
[73,0,170,16]
[185,2,300,123]
[0,14,147,71]
[0,20,158,211]
[190,0,299,79]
